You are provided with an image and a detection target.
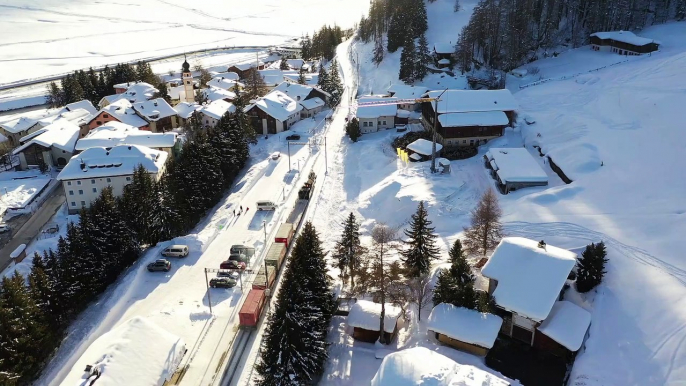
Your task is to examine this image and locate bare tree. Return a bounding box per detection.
[408,274,433,321]
[463,189,504,256]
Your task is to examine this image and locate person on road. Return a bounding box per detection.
[246,207,250,213]
[233,209,235,216]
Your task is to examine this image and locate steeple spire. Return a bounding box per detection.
[182,54,190,73]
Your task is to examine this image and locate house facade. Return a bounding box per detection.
[57,145,167,214]
[132,98,178,132]
[245,90,302,135]
[590,31,659,55]
[200,99,236,128]
[87,99,149,132]
[356,97,398,134]
[13,118,80,170]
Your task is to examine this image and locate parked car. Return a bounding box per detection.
[230,244,255,257]
[147,259,171,272]
[256,200,277,211]
[217,270,240,280]
[220,260,246,270]
[229,252,249,263]
[271,152,281,160]
[161,244,189,258]
[0,223,10,233]
[286,134,300,141]
[210,277,237,288]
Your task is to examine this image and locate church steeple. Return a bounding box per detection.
[182,54,190,73]
[181,54,194,103]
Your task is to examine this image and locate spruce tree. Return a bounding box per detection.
[463,189,503,256]
[280,57,289,70]
[399,34,417,83]
[244,68,268,101]
[432,239,477,309]
[345,118,361,142]
[297,67,307,85]
[324,59,343,107]
[415,33,431,81]
[373,33,385,65]
[576,242,608,293]
[401,201,440,277]
[46,82,63,108]
[333,212,365,288]
[317,63,329,88]
[29,252,64,330]
[230,86,257,144]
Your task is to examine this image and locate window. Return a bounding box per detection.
[470,139,475,144]
[512,325,534,344]
[81,201,86,207]
[67,181,72,186]
[463,140,467,144]
[77,181,81,185]
[91,179,95,184]
[103,114,109,118]
[92,188,97,193]
[71,202,76,207]
[69,190,74,195]
[107,178,111,183]
[126,177,131,181]
[382,120,387,125]
[78,190,83,195]
[186,81,191,85]
[96,121,102,125]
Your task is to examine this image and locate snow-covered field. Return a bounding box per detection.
[0,0,369,86]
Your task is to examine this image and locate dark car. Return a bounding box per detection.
[210,277,237,288]
[286,134,301,141]
[217,270,240,280]
[220,260,246,270]
[147,259,171,272]
[229,252,249,263]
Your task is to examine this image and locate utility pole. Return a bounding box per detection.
[430,89,448,174]
[288,141,291,171]
[263,221,270,292]
[324,137,328,174]
[204,268,212,314]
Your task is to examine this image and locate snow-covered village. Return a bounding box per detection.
[0,0,685,385]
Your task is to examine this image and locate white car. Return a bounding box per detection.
[0,223,10,233]
[271,152,281,160]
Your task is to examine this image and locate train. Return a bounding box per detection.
[238,171,317,328]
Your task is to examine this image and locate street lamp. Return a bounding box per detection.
[430,88,449,174]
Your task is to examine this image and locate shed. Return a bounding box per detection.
[485,148,548,193]
[10,244,27,263]
[406,138,443,157]
[347,300,401,344]
[428,304,503,356]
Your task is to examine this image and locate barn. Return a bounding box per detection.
[347,300,401,344]
[590,31,659,55]
[484,148,548,193]
[428,303,503,356]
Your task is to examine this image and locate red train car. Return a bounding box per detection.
[239,289,266,327]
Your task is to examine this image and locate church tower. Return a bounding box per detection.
[182,55,195,103]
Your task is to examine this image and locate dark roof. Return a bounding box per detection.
[182,54,190,73]
[474,257,489,269]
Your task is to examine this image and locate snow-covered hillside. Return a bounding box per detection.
[0,0,368,85]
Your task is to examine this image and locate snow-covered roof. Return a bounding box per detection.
[273,81,330,100]
[249,90,302,122]
[286,58,305,69]
[388,84,429,99]
[76,123,176,151]
[168,85,186,101]
[299,97,325,110]
[537,301,591,352]
[201,99,236,120]
[397,109,411,118]
[434,43,454,54]
[202,87,236,102]
[62,317,185,386]
[409,153,422,161]
[174,102,202,119]
[132,98,177,121]
[438,58,451,65]
[259,69,297,86]
[438,111,509,127]
[57,144,167,180]
[0,116,38,134]
[13,118,80,154]
[481,237,577,322]
[207,77,244,91]
[485,148,548,183]
[356,97,398,119]
[427,304,503,349]
[371,347,510,386]
[59,108,94,126]
[104,82,158,106]
[230,62,263,72]
[347,300,401,333]
[210,71,239,81]
[424,90,518,114]
[65,100,97,115]
[511,68,528,76]
[591,31,657,46]
[98,99,148,128]
[406,138,443,156]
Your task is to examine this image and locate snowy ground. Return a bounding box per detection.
[0,0,369,85]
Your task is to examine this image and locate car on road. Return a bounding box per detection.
[230,244,255,257]
[147,259,171,272]
[161,245,189,258]
[271,152,281,160]
[286,134,300,141]
[217,270,240,280]
[229,253,249,263]
[210,277,237,288]
[220,260,246,270]
[256,200,277,211]
[0,223,10,233]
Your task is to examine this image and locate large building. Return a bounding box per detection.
[421,89,517,147]
[13,118,80,170]
[245,90,302,135]
[590,31,659,55]
[75,121,177,155]
[57,144,168,214]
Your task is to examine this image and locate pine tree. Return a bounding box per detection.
[28,252,64,330]
[386,10,406,53]
[576,242,608,293]
[345,118,361,142]
[323,60,343,107]
[297,67,307,85]
[46,82,63,108]
[199,68,212,88]
[136,61,159,85]
[119,165,156,244]
[333,212,365,288]
[280,57,289,70]
[431,239,477,309]
[317,63,329,88]
[454,0,461,12]
[373,33,385,65]
[399,34,417,83]
[228,87,257,145]
[244,68,268,101]
[463,189,503,256]
[401,201,440,277]
[154,82,171,103]
[415,33,431,81]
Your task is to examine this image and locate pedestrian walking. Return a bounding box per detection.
[240,205,243,212]
[246,207,250,213]
[233,209,236,216]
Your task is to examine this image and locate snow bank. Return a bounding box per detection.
[348,300,401,333]
[481,237,577,321]
[371,347,510,386]
[62,316,185,386]
[537,301,591,352]
[427,304,502,349]
[486,148,548,183]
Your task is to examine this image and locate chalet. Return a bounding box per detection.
[245,90,302,135]
[347,300,401,344]
[0,117,45,146]
[356,97,398,133]
[173,102,202,127]
[201,87,236,103]
[372,347,510,386]
[387,85,429,111]
[99,82,157,108]
[75,122,177,155]
[259,69,299,89]
[65,100,97,115]
[481,237,591,359]
[206,77,244,92]
[87,99,149,132]
[272,82,329,118]
[58,145,167,214]
[590,31,659,55]
[282,72,319,86]
[433,42,454,62]
[421,89,517,147]
[200,99,236,128]
[428,304,503,356]
[13,118,80,170]
[132,98,178,132]
[209,71,239,81]
[0,104,94,146]
[484,148,548,193]
[228,62,265,79]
